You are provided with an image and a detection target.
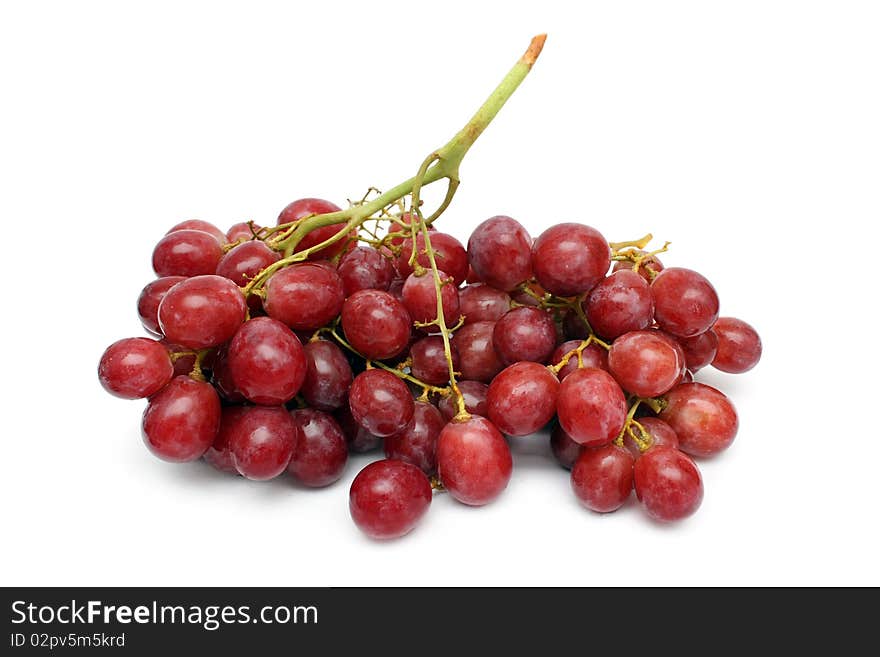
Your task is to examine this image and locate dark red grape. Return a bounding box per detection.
[166,219,226,245]
[677,330,718,372]
[651,267,720,337]
[451,321,503,382]
[227,405,299,480]
[215,241,280,287]
[466,215,533,291]
[226,221,261,243]
[98,337,174,399]
[438,381,489,421]
[562,309,589,339]
[277,198,352,260]
[384,401,444,474]
[301,340,352,411]
[288,409,348,487]
[337,246,395,296]
[550,424,583,469]
[608,330,686,397]
[204,407,243,474]
[492,306,556,365]
[660,382,738,457]
[335,405,384,453]
[401,271,461,327]
[584,269,654,339]
[137,276,186,336]
[556,368,627,446]
[634,447,703,521]
[264,263,345,331]
[437,416,512,506]
[410,336,459,386]
[397,232,468,286]
[209,346,245,402]
[571,444,634,513]
[227,317,307,405]
[158,275,247,349]
[486,361,559,436]
[623,416,679,459]
[458,284,511,323]
[349,459,432,539]
[712,317,762,373]
[152,229,224,277]
[341,289,412,360]
[349,369,414,437]
[141,376,220,462]
[612,250,664,282]
[550,339,608,380]
[161,340,197,378]
[531,223,611,296]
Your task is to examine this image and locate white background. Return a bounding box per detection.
[2,1,878,587]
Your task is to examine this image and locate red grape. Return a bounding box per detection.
[158,275,247,349]
[608,330,686,397]
[152,229,224,277]
[486,361,559,436]
[209,346,245,402]
[410,336,459,386]
[397,232,468,286]
[264,263,345,331]
[161,340,197,378]
[337,246,394,296]
[660,382,738,457]
[341,289,412,360]
[227,406,299,480]
[493,307,557,365]
[137,276,186,336]
[301,340,353,411]
[215,241,280,287]
[288,409,349,487]
[437,416,512,506]
[458,284,511,323]
[634,447,703,521]
[556,368,627,446]
[438,380,489,421]
[677,330,718,373]
[277,198,352,260]
[612,251,664,282]
[98,337,174,399]
[166,219,226,245]
[226,221,261,243]
[335,405,383,453]
[384,401,444,474]
[349,369,415,437]
[712,317,762,373]
[549,339,608,380]
[466,215,533,291]
[227,317,307,405]
[451,321,503,382]
[401,271,461,327]
[531,223,611,296]
[550,424,583,469]
[141,376,220,462]
[584,269,654,339]
[349,459,432,539]
[571,444,634,513]
[623,416,679,459]
[651,267,719,337]
[203,407,243,474]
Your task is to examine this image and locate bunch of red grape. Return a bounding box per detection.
[99,199,761,539]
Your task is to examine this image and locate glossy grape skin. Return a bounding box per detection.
[401,271,461,327]
[152,229,224,278]
[397,232,469,286]
[349,459,432,540]
[337,246,394,296]
[550,339,609,380]
[137,276,186,336]
[660,382,738,457]
[624,416,679,459]
[556,368,627,446]
[550,425,583,469]
[277,198,352,260]
[584,269,654,339]
[467,215,533,291]
[341,290,412,360]
[384,401,445,474]
[98,337,174,400]
[161,340,197,378]
[141,376,220,462]
[335,405,384,453]
[226,406,299,481]
[301,340,352,411]
[215,241,280,287]
[264,263,345,331]
[166,219,227,245]
[438,380,489,421]
[437,416,512,506]
[571,444,635,513]
[612,251,664,282]
[226,222,261,243]
[712,317,762,373]
[492,307,557,365]
[487,362,559,436]
[651,267,720,338]
[288,409,348,487]
[458,284,511,323]
[608,330,687,398]
[203,407,243,474]
[451,321,503,382]
[410,336,459,386]
[531,223,611,296]
[158,275,247,349]
[634,447,703,521]
[349,369,415,437]
[227,317,307,406]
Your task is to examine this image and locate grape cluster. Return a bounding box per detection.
[99,200,761,539]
